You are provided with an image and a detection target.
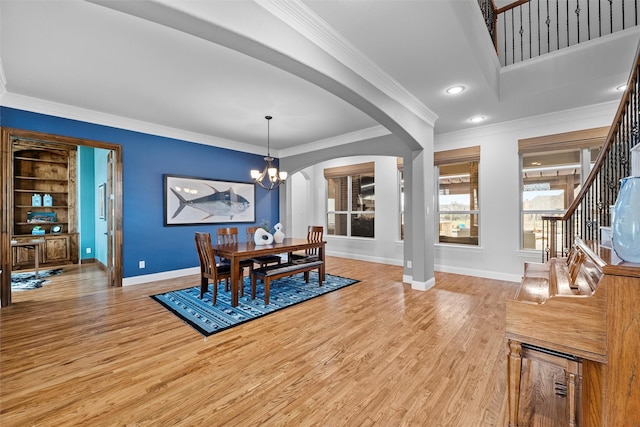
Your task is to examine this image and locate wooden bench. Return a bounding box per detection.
[250,260,324,304]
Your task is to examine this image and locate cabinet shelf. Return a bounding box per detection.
[14,189,68,194]
[15,176,69,182]
[16,222,68,226]
[11,139,78,269]
[13,156,68,164]
[15,205,69,209]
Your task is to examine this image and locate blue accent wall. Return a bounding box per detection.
[1,107,280,278]
[78,146,96,260]
[94,148,109,266]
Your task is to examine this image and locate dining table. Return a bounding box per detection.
[210,237,326,307]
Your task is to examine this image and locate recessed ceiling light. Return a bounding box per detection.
[446,85,465,94]
[616,84,628,91]
[469,116,485,123]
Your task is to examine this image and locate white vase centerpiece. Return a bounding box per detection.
[254,227,273,245]
[273,222,285,243]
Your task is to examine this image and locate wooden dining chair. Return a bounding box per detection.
[246,226,282,268]
[291,225,324,263]
[216,227,253,295]
[194,232,233,305]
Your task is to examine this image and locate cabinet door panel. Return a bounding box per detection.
[44,236,69,263]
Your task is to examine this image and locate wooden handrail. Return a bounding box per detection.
[541,39,640,259]
[552,42,640,223]
[486,0,639,66]
[495,0,529,15]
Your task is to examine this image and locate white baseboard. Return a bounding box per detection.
[121,259,521,286]
[412,276,436,291]
[435,264,521,283]
[325,250,403,266]
[122,266,199,286]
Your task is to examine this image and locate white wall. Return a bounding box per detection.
[292,155,404,265]
[434,101,618,282]
[294,101,618,282]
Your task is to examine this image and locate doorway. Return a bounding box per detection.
[1,128,123,307]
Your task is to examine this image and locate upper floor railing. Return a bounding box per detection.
[541,42,640,260]
[478,0,640,66]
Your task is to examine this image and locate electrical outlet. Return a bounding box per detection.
[86,247,92,254]
[407,261,412,268]
[139,260,145,269]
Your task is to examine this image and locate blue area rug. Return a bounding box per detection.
[11,269,63,290]
[151,272,359,337]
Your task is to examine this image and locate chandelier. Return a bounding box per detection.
[250,115,287,190]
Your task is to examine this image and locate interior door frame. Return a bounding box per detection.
[1,127,123,307]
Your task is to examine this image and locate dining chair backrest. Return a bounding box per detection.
[195,232,218,279]
[245,225,282,267]
[246,226,259,243]
[195,232,232,304]
[305,225,324,257]
[217,227,240,245]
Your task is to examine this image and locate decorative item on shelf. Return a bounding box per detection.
[27,212,57,223]
[254,227,274,245]
[259,219,271,232]
[31,193,42,207]
[51,225,62,234]
[43,193,53,207]
[31,226,45,235]
[250,116,287,190]
[273,222,285,243]
[611,176,640,263]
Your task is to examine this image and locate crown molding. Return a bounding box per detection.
[436,100,619,143]
[1,92,388,158]
[0,93,263,155]
[0,57,7,97]
[257,0,438,127]
[280,125,391,158]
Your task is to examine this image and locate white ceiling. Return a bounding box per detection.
[1,0,638,156]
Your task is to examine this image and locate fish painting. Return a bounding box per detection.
[170,184,251,220]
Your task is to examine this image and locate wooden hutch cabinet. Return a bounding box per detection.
[11,138,79,269]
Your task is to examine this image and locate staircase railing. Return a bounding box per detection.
[478,0,640,66]
[541,43,640,261]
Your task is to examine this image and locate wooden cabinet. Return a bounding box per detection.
[506,240,640,426]
[11,234,76,269]
[11,139,78,269]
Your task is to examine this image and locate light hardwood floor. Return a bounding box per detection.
[1,257,519,426]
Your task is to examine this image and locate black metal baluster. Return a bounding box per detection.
[538,0,542,56]
[610,0,614,34]
[528,2,532,60]
[520,6,524,63]
[545,0,558,53]
[576,0,581,44]
[587,0,592,40]
[511,9,516,65]
[599,0,603,37]
[503,11,508,66]
[566,0,570,47]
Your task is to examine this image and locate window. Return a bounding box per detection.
[519,128,607,250]
[325,162,375,238]
[435,147,480,246]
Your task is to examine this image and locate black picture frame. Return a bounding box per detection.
[164,174,256,226]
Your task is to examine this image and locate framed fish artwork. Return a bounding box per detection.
[164,174,256,225]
